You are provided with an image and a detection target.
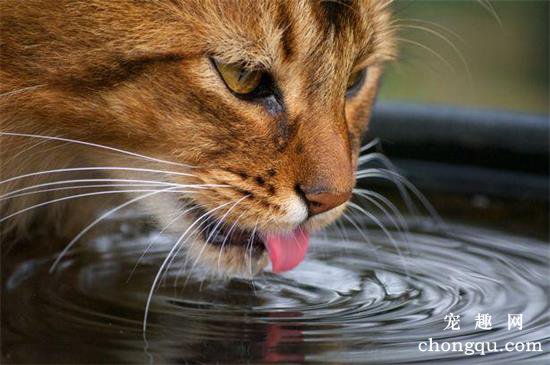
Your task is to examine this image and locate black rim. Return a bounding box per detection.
[362,102,549,200]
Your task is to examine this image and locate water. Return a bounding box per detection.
[2,196,548,364]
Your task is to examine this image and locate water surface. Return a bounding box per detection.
[2,195,548,364]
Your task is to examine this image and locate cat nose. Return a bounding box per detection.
[301,188,352,216]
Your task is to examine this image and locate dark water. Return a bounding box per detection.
[2,197,549,364]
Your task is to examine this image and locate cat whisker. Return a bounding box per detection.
[50,186,186,273]
[182,196,249,284]
[394,37,455,74]
[357,152,423,214]
[152,194,246,287]
[7,137,54,164]
[0,188,197,223]
[342,209,381,268]
[356,168,419,217]
[143,199,238,334]
[359,138,381,153]
[217,211,247,270]
[246,219,260,283]
[246,229,260,295]
[336,219,351,243]
[352,189,412,254]
[356,168,443,226]
[0,84,46,98]
[353,188,407,235]
[0,166,197,186]
[333,221,347,241]
[171,212,223,286]
[341,211,381,261]
[477,0,503,29]
[353,189,411,247]
[347,201,409,277]
[2,183,174,201]
[395,18,465,43]
[126,204,198,284]
[0,178,214,200]
[174,213,221,289]
[166,206,221,286]
[330,218,346,244]
[0,132,194,169]
[392,23,472,90]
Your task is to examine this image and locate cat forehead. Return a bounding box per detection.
[185,0,391,67]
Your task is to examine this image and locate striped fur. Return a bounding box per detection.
[0,0,396,276]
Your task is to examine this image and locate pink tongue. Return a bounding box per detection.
[265,228,309,273]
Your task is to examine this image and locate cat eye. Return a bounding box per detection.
[213,60,263,95]
[346,69,367,97]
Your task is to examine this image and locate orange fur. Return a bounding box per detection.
[0,0,396,276]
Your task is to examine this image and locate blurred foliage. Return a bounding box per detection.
[380,0,548,114]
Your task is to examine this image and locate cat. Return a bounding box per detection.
[0,0,396,278]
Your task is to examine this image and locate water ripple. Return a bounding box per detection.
[2,218,548,364]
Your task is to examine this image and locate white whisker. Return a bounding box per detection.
[0,189,192,223]
[353,189,412,251]
[359,138,380,153]
[126,204,200,284]
[246,219,260,282]
[353,190,408,238]
[182,195,249,282]
[0,84,46,98]
[347,201,410,277]
[0,178,185,200]
[49,186,184,273]
[1,180,228,201]
[7,137,53,163]
[396,19,465,43]
[395,23,472,90]
[395,37,455,73]
[143,199,236,334]
[478,0,503,29]
[356,153,419,216]
[0,132,194,168]
[357,168,443,225]
[173,215,217,288]
[0,166,196,186]
[2,183,168,201]
[341,211,381,259]
[217,211,247,270]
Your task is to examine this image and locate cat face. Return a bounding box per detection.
[1,0,395,276]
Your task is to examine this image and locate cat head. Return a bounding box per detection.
[1,0,396,276]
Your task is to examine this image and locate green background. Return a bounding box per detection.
[380,0,548,114]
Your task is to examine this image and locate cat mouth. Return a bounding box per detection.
[196,207,265,252]
[189,206,310,273]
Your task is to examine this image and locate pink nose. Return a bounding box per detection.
[304,190,351,216]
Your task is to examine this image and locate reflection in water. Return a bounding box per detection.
[2,212,548,364]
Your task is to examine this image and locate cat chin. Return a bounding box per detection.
[186,236,270,279]
[140,193,347,277]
